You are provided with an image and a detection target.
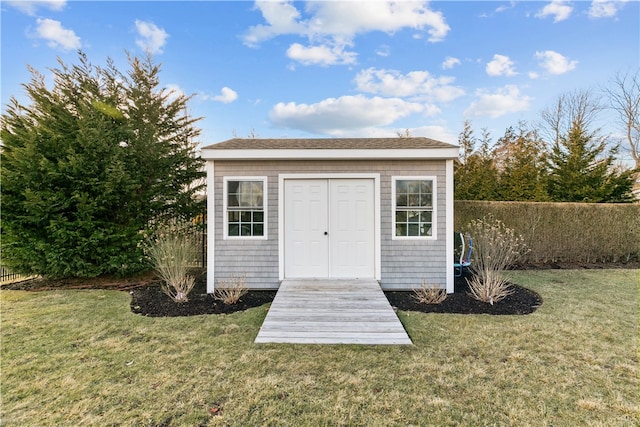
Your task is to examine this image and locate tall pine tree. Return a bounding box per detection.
[546,122,633,202]
[494,123,548,201]
[454,123,499,200]
[1,52,204,278]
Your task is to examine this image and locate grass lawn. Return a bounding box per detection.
[1,270,638,426]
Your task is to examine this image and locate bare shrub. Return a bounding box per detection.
[465,215,528,305]
[466,272,513,305]
[412,281,447,304]
[214,274,248,305]
[145,221,198,303]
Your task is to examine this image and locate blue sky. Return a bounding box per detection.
[2,1,638,152]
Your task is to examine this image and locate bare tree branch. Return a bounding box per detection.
[540,89,604,146]
[604,70,640,169]
[397,128,412,138]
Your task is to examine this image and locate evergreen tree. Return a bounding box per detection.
[454,120,476,199]
[546,122,633,202]
[458,119,475,163]
[494,123,548,201]
[472,129,501,200]
[454,123,499,200]
[1,52,204,278]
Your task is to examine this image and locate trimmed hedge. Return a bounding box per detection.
[455,201,640,264]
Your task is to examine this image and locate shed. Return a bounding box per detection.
[200,137,459,293]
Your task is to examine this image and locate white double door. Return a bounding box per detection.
[284,179,375,279]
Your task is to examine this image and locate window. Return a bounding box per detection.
[393,177,436,238]
[225,177,267,238]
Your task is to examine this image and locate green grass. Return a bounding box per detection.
[1,270,638,426]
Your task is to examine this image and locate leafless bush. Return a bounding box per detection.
[466,272,514,305]
[214,274,248,305]
[412,281,447,304]
[145,221,198,303]
[465,215,528,305]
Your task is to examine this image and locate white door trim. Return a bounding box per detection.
[278,173,381,281]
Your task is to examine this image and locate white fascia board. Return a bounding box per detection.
[200,148,459,161]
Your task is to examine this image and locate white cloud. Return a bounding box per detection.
[199,87,238,103]
[242,1,306,47]
[327,127,397,138]
[269,95,424,135]
[243,1,450,66]
[465,85,532,118]
[495,2,516,14]
[212,87,238,104]
[135,20,168,54]
[421,104,442,117]
[313,124,456,141]
[7,0,66,16]
[287,42,356,66]
[486,54,517,77]
[164,84,186,103]
[354,68,465,102]
[480,1,516,18]
[304,1,450,43]
[535,50,577,75]
[588,0,627,18]
[376,44,391,57]
[441,56,461,70]
[409,125,457,144]
[34,18,81,51]
[536,1,573,22]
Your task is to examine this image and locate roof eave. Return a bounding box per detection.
[200,148,459,161]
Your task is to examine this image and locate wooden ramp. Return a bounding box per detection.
[255,279,412,345]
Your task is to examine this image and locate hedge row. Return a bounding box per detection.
[455,201,640,264]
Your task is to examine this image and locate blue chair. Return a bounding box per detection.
[454,232,473,277]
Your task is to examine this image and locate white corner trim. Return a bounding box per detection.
[206,161,215,294]
[445,159,455,294]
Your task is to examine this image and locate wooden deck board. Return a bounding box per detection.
[255,279,412,345]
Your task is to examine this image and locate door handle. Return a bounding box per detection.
[324,231,328,235]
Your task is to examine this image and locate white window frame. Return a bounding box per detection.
[391,176,437,240]
[223,176,268,240]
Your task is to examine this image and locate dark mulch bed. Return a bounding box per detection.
[386,277,542,315]
[130,275,277,317]
[3,268,545,317]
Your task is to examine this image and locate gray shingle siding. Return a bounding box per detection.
[378,161,447,290]
[211,159,448,290]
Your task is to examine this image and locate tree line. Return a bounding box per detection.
[454,79,639,203]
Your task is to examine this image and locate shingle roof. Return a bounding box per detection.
[202,137,457,150]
